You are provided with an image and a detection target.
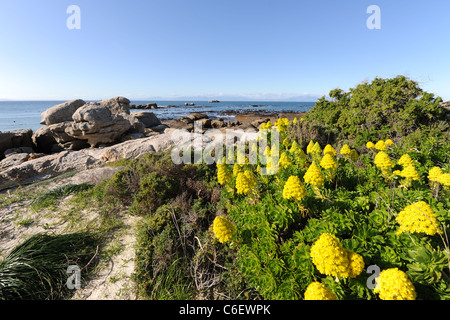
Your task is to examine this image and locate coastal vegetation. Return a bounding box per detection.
[0,76,449,300]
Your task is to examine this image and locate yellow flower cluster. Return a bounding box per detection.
[340,144,351,155]
[340,144,358,161]
[306,141,321,155]
[310,233,364,278]
[217,164,231,185]
[303,163,324,187]
[282,175,307,201]
[440,173,450,187]
[320,153,337,171]
[374,151,394,170]
[304,282,337,300]
[259,120,273,131]
[396,201,441,236]
[394,154,420,181]
[428,167,443,182]
[398,163,420,181]
[385,139,394,146]
[428,167,450,187]
[279,152,292,169]
[398,154,413,167]
[374,140,387,151]
[290,142,307,161]
[233,163,243,176]
[323,144,337,156]
[374,268,416,300]
[366,141,375,149]
[306,140,314,154]
[236,170,257,195]
[275,118,290,132]
[212,216,236,243]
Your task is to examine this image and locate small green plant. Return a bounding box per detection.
[31,183,93,211]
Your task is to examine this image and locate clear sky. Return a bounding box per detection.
[0,0,449,101]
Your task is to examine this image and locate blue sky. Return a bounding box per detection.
[0,0,449,101]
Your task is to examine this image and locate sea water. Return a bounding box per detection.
[0,100,315,132]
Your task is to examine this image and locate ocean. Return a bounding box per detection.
[0,100,315,132]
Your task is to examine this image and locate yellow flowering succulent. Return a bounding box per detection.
[310,233,364,279]
[428,167,443,182]
[347,250,365,278]
[282,176,307,201]
[323,144,337,157]
[398,154,413,167]
[304,282,337,300]
[398,164,420,181]
[396,201,441,236]
[366,141,375,149]
[279,152,292,169]
[275,118,290,132]
[374,140,387,151]
[374,151,394,171]
[290,141,307,159]
[310,142,322,155]
[217,164,231,185]
[212,216,236,243]
[292,117,298,124]
[374,268,416,300]
[439,173,450,187]
[236,170,257,195]
[233,163,243,176]
[306,140,315,154]
[385,139,394,146]
[303,163,324,187]
[340,144,351,156]
[320,153,337,171]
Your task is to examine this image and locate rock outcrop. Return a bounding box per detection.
[0,129,34,160]
[32,97,149,151]
[40,99,86,125]
[132,111,162,128]
[66,103,132,147]
[0,133,178,191]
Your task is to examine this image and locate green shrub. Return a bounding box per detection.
[304,76,448,145]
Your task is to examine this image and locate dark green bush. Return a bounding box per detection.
[304,76,448,146]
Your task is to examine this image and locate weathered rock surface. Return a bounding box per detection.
[0,133,177,191]
[33,122,89,153]
[132,112,161,128]
[0,129,34,159]
[40,99,86,125]
[0,152,46,172]
[97,96,131,115]
[0,150,100,191]
[66,104,132,147]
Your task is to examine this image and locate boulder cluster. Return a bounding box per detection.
[33,97,162,152]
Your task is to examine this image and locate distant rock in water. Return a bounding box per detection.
[130,103,158,110]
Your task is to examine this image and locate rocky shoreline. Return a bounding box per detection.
[0,96,306,192]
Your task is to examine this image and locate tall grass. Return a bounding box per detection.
[0,232,99,300]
